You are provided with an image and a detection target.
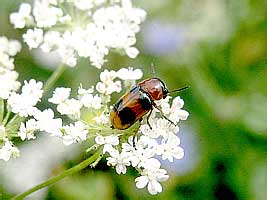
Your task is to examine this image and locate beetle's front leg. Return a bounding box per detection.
[152,102,176,126]
[146,109,153,130]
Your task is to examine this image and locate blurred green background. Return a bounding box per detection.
[1,0,267,199]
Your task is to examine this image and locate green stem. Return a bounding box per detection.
[43,64,67,94]
[2,111,11,126]
[0,98,4,122]
[6,114,19,125]
[12,149,101,200]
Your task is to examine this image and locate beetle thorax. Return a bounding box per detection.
[138,78,168,100]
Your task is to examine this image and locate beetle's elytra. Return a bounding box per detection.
[110,78,170,130]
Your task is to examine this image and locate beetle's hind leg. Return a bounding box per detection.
[132,118,143,148]
[152,102,176,126]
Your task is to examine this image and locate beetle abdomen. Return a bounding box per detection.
[119,107,136,125]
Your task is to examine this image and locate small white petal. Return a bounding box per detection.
[178,110,189,120]
[157,174,169,182]
[95,135,105,145]
[135,176,149,189]
[126,47,139,58]
[147,180,162,195]
[63,135,74,145]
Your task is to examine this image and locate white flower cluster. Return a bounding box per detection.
[0,78,44,161]
[0,36,21,99]
[0,36,45,162]
[0,137,20,161]
[8,79,43,117]
[95,95,189,195]
[37,66,188,195]
[10,0,146,68]
[16,67,142,147]
[1,63,189,196]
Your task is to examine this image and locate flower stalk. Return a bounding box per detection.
[2,111,11,126]
[43,64,66,94]
[11,149,102,200]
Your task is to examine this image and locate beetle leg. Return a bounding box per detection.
[132,118,142,148]
[152,102,176,126]
[146,110,153,130]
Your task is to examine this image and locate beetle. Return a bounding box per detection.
[110,77,188,130]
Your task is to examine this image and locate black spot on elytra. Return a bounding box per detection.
[139,93,152,110]
[119,107,136,125]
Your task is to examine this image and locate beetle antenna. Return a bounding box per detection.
[151,63,156,77]
[168,86,189,93]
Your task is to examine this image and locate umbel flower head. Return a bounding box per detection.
[22,67,188,195]
[0,36,46,161]
[10,0,146,68]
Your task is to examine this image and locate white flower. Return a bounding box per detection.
[23,28,43,49]
[8,93,31,117]
[78,85,94,96]
[99,69,117,83]
[0,69,20,99]
[95,135,119,154]
[9,3,33,29]
[11,0,146,68]
[33,1,63,28]
[126,47,139,58]
[81,94,102,109]
[0,36,21,70]
[7,95,38,118]
[135,159,169,195]
[18,119,39,140]
[157,133,184,162]
[22,79,43,102]
[0,53,13,70]
[62,121,88,145]
[33,109,63,137]
[155,96,172,115]
[7,79,43,117]
[96,81,122,95]
[116,67,143,80]
[41,31,62,52]
[0,36,9,53]
[96,70,122,95]
[141,117,177,139]
[58,44,77,67]
[0,37,22,56]
[106,149,131,174]
[48,87,71,105]
[0,140,20,161]
[122,136,157,168]
[78,86,102,109]
[57,98,83,118]
[169,96,189,123]
[74,0,94,10]
[93,112,109,125]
